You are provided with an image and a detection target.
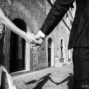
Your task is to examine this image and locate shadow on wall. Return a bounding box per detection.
[25,73,74,89]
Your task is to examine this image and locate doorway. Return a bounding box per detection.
[10,18,26,72]
[48,38,54,67]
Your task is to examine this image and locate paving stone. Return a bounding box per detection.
[12,65,73,89]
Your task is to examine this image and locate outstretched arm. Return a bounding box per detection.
[0,8,28,40]
[33,0,74,46]
[0,8,40,45]
[40,0,74,36]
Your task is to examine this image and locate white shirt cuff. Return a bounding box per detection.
[38,31,45,38]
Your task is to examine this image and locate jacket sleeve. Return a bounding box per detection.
[40,0,74,36]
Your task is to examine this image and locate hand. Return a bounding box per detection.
[25,33,36,44]
[25,33,43,47]
[33,33,44,46]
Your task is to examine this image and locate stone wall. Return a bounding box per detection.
[0,0,47,72]
[0,0,76,72]
[45,1,76,67]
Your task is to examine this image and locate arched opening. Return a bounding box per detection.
[48,38,52,67]
[60,39,64,63]
[10,18,26,72]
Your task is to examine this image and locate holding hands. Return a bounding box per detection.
[0,8,45,47]
[26,31,45,47]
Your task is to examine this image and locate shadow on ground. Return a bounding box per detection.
[25,73,74,89]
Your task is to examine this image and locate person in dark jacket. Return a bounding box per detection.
[32,0,89,89]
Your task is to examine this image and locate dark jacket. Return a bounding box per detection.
[41,0,89,49]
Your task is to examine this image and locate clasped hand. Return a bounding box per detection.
[25,32,44,47]
[0,8,43,47]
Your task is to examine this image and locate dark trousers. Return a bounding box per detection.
[73,47,89,89]
[0,35,4,65]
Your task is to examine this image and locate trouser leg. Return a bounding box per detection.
[73,47,89,89]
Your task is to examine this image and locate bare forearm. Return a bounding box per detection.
[2,16,27,39]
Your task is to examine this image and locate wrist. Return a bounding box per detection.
[38,31,45,39]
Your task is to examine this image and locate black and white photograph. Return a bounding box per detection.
[0,0,89,89]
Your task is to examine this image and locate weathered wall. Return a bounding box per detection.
[0,0,76,72]
[45,1,76,67]
[0,0,47,71]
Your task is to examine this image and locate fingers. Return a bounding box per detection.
[25,32,44,47]
[29,34,43,45]
[31,38,43,47]
[30,38,43,48]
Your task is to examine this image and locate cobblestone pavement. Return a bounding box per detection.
[12,64,73,89]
